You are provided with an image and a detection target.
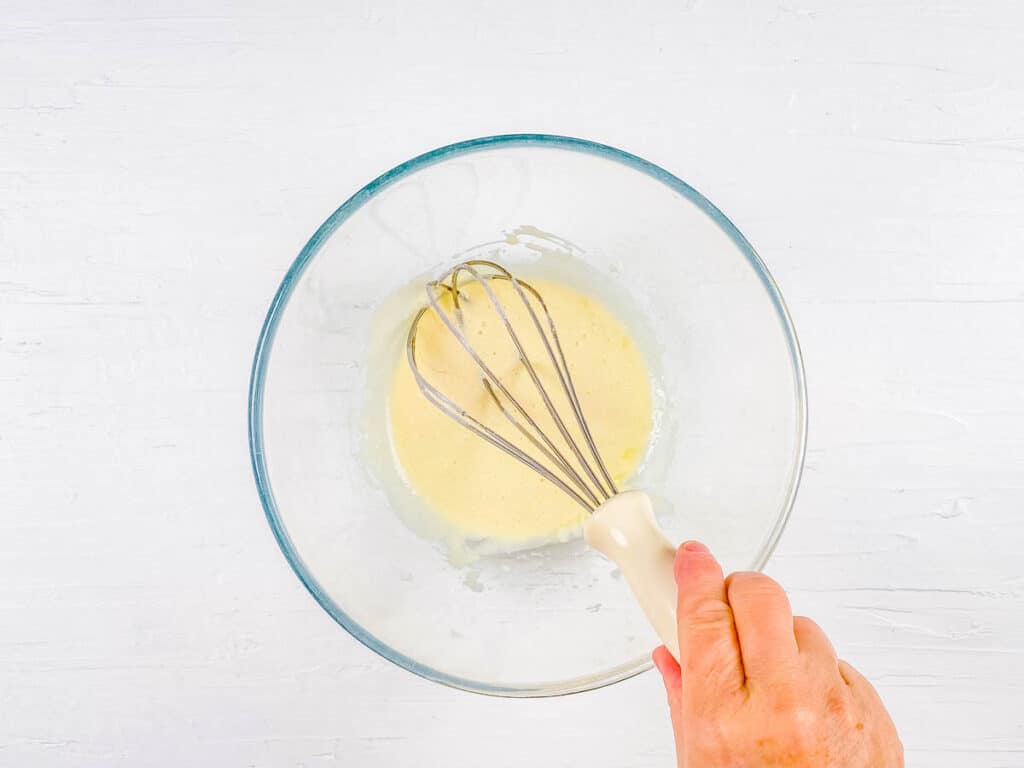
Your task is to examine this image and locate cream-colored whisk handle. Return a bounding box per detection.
[583,491,679,661]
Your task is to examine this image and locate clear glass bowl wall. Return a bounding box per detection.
[249,135,806,696]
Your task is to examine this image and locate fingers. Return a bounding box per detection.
[725,571,799,683]
[839,659,893,724]
[794,616,837,660]
[794,616,847,689]
[652,646,685,757]
[838,659,867,687]
[653,645,682,696]
[674,541,745,694]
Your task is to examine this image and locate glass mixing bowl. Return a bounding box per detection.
[248,135,806,696]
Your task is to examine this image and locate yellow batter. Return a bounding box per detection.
[388,275,653,543]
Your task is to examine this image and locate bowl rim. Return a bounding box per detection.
[247,133,808,698]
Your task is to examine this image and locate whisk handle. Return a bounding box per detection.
[583,491,680,661]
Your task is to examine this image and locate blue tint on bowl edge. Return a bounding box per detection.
[247,134,808,697]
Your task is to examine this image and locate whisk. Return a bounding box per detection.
[407,260,681,660]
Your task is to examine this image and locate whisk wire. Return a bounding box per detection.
[406,308,597,512]
[496,272,619,497]
[480,379,602,508]
[450,263,613,502]
[423,277,598,503]
[407,260,619,511]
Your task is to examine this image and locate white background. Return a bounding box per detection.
[3,1,1023,766]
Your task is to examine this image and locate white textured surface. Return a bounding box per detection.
[2,1,1023,766]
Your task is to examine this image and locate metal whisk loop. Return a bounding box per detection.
[406,260,618,511]
[422,267,599,506]
[489,272,619,497]
[407,307,596,511]
[448,262,613,502]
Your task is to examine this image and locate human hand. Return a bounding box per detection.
[652,542,903,767]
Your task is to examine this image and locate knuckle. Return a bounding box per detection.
[793,615,820,633]
[783,706,825,754]
[684,597,733,629]
[755,707,823,759]
[824,688,854,721]
[727,571,784,602]
[768,687,855,755]
[764,683,802,715]
[682,653,745,696]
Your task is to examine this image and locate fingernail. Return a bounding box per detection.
[682,540,710,553]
